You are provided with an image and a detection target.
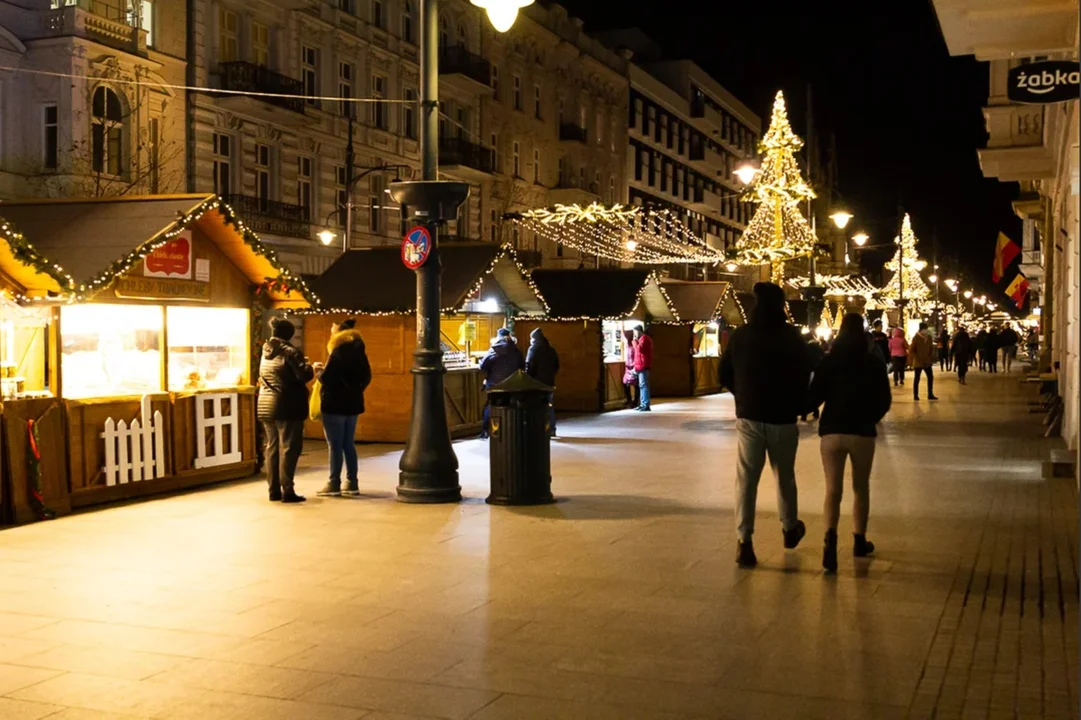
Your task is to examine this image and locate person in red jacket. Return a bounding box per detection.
[633,326,654,411]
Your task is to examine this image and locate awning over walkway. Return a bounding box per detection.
[660,280,745,326]
[308,243,546,315]
[0,194,313,306]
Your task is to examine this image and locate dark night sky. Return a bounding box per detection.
[559,0,1022,302]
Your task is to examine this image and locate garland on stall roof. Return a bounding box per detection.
[0,217,78,296]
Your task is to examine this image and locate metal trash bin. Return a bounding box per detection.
[486,370,554,505]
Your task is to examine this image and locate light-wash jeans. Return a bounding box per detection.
[322,413,359,483]
[637,370,651,409]
[735,418,799,542]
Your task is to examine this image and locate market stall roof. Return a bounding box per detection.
[529,269,676,321]
[660,280,745,326]
[0,194,313,306]
[308,243,547,315]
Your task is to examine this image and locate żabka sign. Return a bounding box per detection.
[1007,61,1080,105]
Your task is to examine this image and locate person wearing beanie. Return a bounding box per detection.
[314,318,371,497]
[525,327,560,436]
[257,317,314,503]
[479,326,525,438]
[718,281,810,567]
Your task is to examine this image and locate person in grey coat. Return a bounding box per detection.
[257,317,313,504]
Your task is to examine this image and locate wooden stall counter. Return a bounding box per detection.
[2,396,70,524]
[603,359,629,411]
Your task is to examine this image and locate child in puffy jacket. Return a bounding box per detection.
[888,327,908,387]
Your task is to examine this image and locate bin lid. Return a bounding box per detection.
[487,370,553,394]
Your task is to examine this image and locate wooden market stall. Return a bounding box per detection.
[303,243,546,443]
[648,281,746,397]
[512,269,677,413]
[0,195,311,522]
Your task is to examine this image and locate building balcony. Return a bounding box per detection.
[224,194,311,240]
[559,124,588,144]
[690,187,721,214]
[438,136,495,179]
[979,105,1054,182]
[43,1,147,54]
[690,143,725,173]
[690,98,723,136]
[218,62,306,115]
[1020,249,1045,280]
[549,181,600,206]
[439,46,493,94]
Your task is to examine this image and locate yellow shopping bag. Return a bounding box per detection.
[309,379,322,421]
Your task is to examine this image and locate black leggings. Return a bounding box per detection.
[914,366,935,397]
[891,357,906,385]
[956,361,969,381]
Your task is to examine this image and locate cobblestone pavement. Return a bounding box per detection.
[0,370,1076,719]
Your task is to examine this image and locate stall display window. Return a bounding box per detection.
[693,322,721,357]
[166,307,249,391]
[603,320,642,362]
[0,303,52,398]
[61,304,163,398]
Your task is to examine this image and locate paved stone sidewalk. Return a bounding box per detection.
[0,369,1075,719]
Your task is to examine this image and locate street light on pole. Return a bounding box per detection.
[390,0,529,504]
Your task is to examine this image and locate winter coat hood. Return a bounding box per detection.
[263,337,294,360]
[327,328,366,354]
[529,328,548,346]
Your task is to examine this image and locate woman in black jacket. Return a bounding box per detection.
[315,318,372,497]
[258,318,314,503]
[808,313,892,572]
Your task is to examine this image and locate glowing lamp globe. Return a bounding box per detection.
[964,290,973,299]
[471,0,533,32]
[733,165,758,185]
[852,232,869,247]
[829,211,853,229]
[929,274,938,283]
[725,261,738,272]
[625,239,638,251]
[318,229,336,246]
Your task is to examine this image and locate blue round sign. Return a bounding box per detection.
[401,226,432,269]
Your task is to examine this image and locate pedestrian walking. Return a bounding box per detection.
[976,329,988,371]
[257,317,314,504]
[1025,328,1038,362]
[314,319,371,498]
[909,322,938,401]
[999,325,1019,373]
[807,313,892,572]
[525,327,560,437]
[888,327,909,387]
[621,329,638,409]
[952,326,974,385]
[986,327,1000,373]
[870,320,890,372]
[633,326,653,412]
[479,328,525,438]
[937,328,951,371]
[719,282,810,568]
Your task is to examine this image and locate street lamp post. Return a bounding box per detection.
[390,0,528,503]
[317,163,411,251]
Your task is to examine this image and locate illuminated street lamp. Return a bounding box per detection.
[852,232,869,247]
[724,261,738,272]
[964,290,973,299]
[929,273,938,283]
[317,229,336,246]
[829,211,853,229]
[624,239,638,252]
[733,164,759,185]
[470,0,534,32]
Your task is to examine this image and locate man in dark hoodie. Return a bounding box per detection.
[257,317,314,503]
[719,282,810,567]
[479,328,525,438]
[526,327,560,436]
[315,318,372,497]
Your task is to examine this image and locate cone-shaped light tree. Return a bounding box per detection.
[735,90,816,284]
[880,213,931,326]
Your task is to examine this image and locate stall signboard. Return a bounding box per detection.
[145,233,193,279]
[114,276,210,301]
[402,226,432,270]
[1007,61,1080,104]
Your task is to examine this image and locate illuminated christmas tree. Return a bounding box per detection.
[880,213,931,324]
[735,91,816,284]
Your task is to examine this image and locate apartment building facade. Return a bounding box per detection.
[597,31,760,281]
[479,3,629,269]
[0,0,188,201]
[932,0,1079,456]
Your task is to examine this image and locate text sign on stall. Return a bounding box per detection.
[401,226,432,270]
[114,276,210,302]
[144,232,193,279]
[1007,61,1081,104]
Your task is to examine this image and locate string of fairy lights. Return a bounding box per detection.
[512,203,726,266]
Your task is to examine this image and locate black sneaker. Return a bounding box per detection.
[783,520,806,549]
[269,490,282,502]
[853,534,876,557]
[928,395,939,401]
[823,529,838,573]
[913,395,920,401]
[736,541,757,567]
[317,482,341,497]
[281,493,306,504]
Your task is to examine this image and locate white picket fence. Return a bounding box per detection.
[101,395,166,486]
